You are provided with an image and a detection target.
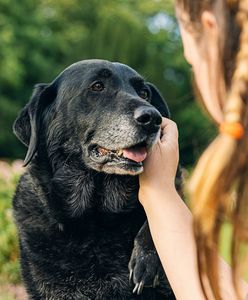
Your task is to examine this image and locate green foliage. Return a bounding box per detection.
[0,162,22,284]
[0,0,216,166]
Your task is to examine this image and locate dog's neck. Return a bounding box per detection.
[29,153,141,225]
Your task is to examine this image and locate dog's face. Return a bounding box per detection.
[13,60,170,175]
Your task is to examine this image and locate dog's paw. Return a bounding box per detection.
[128,244,161,295]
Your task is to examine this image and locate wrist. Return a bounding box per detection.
[139,184,178,208]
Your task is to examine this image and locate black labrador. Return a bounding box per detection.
[13,59,180,299]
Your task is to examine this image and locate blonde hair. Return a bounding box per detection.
[175,0,248,299]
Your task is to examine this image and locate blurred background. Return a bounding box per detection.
[0,0,217,299]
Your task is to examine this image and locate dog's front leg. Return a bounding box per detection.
[129,221,160,294]
[128,221,175,298]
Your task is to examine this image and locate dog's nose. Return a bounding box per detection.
[134,106,162,128]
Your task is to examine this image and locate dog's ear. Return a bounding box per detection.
[147,83,170,118]
[13,82,57,166]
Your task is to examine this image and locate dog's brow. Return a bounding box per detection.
[96,68,113,78]
[129,77,145,86]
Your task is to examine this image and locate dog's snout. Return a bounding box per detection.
[134,106,162,128]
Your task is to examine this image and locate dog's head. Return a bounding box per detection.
[13,60,170,175]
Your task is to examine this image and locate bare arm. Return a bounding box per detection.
[139,118,248,300]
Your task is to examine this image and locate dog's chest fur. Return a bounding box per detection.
[13,166,146,293]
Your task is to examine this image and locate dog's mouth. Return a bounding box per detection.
[89,141,148,175]
[97,143,147,163]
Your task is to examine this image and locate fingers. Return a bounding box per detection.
[160,118,178,143]
[160,117,171,129]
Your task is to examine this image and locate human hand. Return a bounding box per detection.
[139,118,179,203]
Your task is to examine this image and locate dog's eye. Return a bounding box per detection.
[91,81,104,92]
[139,88,149,100]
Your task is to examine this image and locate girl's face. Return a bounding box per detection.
[177,11,225,124]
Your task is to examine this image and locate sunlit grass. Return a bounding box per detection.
[0,160,24,284]
[219,223,232,263]
[220,223,248,282]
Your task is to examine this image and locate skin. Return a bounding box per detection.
[178,10,225,124]
[139,8,248,300]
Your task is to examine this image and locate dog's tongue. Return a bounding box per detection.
[123,147,147,163]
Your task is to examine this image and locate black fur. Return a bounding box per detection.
[13,60,178,299]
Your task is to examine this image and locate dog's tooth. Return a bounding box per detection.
[98,147,109,156]
[117,149,123,156]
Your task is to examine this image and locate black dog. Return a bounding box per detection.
[13,60,179,299]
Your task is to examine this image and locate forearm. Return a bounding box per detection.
[141,187,205,300]
[140,187,248,300]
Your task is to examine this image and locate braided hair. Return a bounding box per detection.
[175,0,248,299]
